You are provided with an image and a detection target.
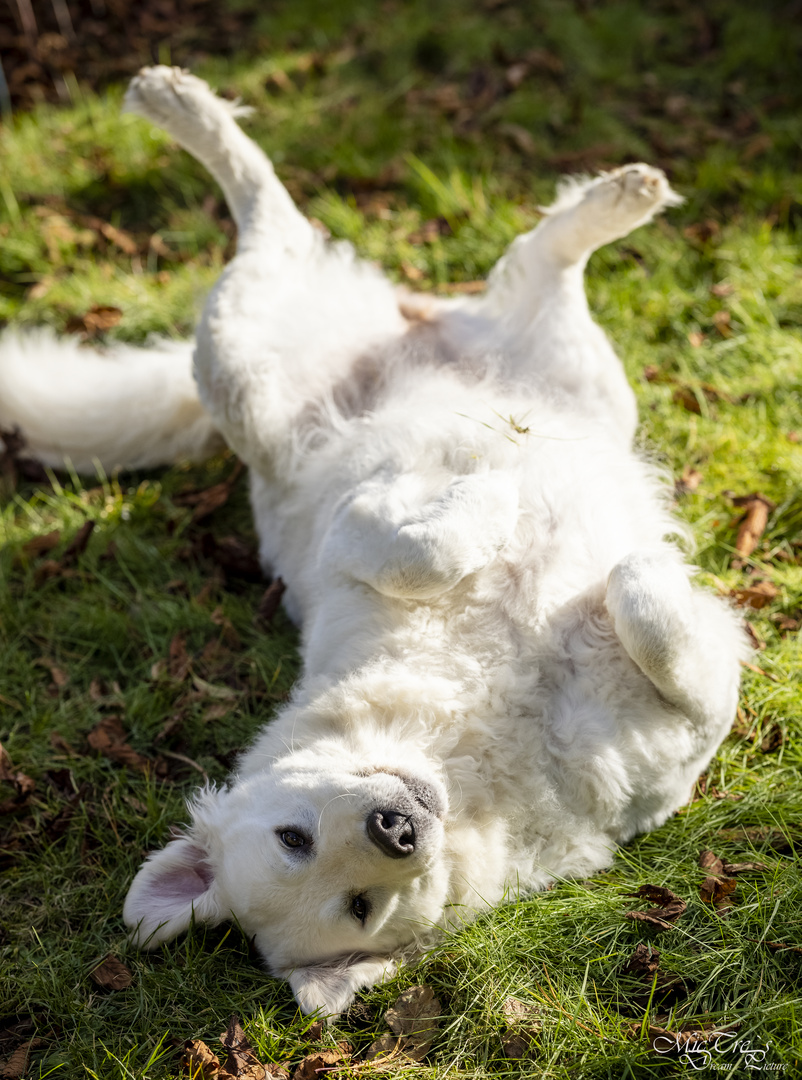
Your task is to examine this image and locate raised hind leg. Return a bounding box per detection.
[124,67,405,477]
[451,166,682,443]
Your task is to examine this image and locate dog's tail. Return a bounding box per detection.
[0,328,224,473]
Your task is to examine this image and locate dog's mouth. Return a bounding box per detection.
[368,769,446,820]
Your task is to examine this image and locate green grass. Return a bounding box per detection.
[1,1,801,1077]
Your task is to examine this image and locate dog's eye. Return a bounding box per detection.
[280,830,308,849]
[350,894,369,924]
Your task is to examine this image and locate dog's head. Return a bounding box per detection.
[123,742,449,1016]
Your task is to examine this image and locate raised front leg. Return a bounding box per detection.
[124,66,312,253]
[606,549,748,748]
[124,68,405,476]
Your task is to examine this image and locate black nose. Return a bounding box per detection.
[366,809,415,858]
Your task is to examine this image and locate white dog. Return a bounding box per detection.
[0,68,747,1017]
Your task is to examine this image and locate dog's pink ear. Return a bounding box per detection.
[123,835,221,947]
[286,955,397,1018]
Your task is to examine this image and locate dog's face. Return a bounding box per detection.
[124,743,449,1015]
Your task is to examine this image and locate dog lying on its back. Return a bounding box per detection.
[0,68,747,1017]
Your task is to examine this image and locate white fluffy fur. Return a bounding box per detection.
[0,67,748,1018]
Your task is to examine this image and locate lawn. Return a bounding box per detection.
[1,1,801,1077]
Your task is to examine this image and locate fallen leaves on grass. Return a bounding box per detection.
[771,612,800,634]
[256,577,286,626]
[699,875,737,909]
[675,466,702,496]
[625,885,687,930]
[292,1044,350,1080]
[622,941,661,979]
[65,305,123,337]
[731,581,778,609]
[0,743,35,815]
[731,493,776,559]
[183,1039,222,1080]
[63,520,96,561]
[366,985,441,1062]
[620,944,691,1010]
[87,716,165,775]
[183,1016,289,1080]
[169,633,193,682]
[173,461,244,523]
[499,997,542,1060]
[220,1016,269,1079]
[21,530,60,557]
[0,1037,46,1079]
[89,954,133,991]
[699,849,767,877]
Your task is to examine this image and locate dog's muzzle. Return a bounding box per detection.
[366,809,415,858]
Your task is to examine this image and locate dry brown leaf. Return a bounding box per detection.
[772,613,800,634]
[364,1034,400,1061]
[499,996,541,1059]
[168,634,192,681]
[173,462,243,524]
[699,875,737,907]
[384,984,441,1061]
[731,581,779,609]
[86,716,153,773]
[219,1015,266,1079]
[65,305,123,337]
[625,884,687,929]
[675,466,702,496]
[620,943,691,1009]
[687,331,706,348]
[759,723,785,753]
[192,482,235,523]
[22,530,61,557]
[0,742,36,814]
[622,942,661,979]
[210,606,242,647]
[89,954,133,990]
[732,493,775,558]
[711,282,735,297]
[724,860,769,874]
[291,1043,350,1080]
[0,1038,46,1079]
[62,520,95,563]
[183,1039,221,1079]
[257,578,286,625]
[698,850,725,875]
[672,386,702,412]
[712,309,732,337]
[750,938,802,955]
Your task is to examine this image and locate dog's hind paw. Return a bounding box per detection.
[584,164,682,219]
[123,65,251,132]
[536,164,681,263]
